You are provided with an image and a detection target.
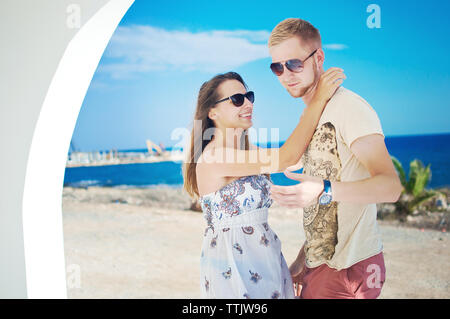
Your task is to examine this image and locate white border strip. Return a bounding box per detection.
[22,0,134,298]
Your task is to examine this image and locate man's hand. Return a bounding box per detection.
[270,165,324,208]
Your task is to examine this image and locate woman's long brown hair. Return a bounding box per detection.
[183,72,250,199]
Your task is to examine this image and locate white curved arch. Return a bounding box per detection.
[22,0,134,298]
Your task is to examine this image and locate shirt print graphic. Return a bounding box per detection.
[302,122,342,266]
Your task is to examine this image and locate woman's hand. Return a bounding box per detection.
[271,170,324,208]
[289,246,307,297]
[308,67,346,106]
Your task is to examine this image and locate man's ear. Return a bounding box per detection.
[315,48,325,68]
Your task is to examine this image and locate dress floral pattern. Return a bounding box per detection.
[199,175,295,299]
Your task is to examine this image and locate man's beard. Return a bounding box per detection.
[289,60,319,98]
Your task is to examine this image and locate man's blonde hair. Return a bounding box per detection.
[268,18,322,49]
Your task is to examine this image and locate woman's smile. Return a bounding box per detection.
[239,112,252,120]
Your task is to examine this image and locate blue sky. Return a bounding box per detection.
[72,0,450,152]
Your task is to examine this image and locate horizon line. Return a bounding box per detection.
[71,131,450,153]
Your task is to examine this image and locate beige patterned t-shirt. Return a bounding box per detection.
[300,86,384,270]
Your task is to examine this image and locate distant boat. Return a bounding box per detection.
[146,139,163,155]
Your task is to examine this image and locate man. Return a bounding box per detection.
[268,18,402,299]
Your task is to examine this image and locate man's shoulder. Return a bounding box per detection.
[326,86,376,114]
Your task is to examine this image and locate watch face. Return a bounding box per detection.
[319,194,332,205]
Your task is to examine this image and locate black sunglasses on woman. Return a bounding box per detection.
[214,91,255,107]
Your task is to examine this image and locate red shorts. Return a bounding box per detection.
[300,251,386,299]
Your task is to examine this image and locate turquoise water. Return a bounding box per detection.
[64,134,450,189]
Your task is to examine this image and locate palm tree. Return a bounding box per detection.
[391,157,440,215]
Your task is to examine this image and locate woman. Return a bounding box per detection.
[183,68,345,298]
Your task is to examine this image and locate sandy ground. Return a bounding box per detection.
[62,186,450,299]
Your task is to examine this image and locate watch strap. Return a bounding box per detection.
[323,179,331,194]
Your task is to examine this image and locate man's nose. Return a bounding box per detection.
[281,68,296,83]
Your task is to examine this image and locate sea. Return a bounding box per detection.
[64,133,450,189]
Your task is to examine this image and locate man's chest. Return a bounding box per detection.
[302,121,343,181]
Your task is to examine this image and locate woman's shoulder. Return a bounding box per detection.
[196,144,222,196]
[196,142,215,167]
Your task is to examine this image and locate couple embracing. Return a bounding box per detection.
[183,18,402,299]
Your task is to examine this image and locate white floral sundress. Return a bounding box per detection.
[199,174,295,299]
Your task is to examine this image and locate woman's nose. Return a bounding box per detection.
[243,99,253,108]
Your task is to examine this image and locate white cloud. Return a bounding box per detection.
[323,43,348,50]
[97,25,348,79]
[210,30,271,42]
[98,25,271,79]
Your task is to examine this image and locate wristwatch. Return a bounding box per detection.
[318,180,333,205]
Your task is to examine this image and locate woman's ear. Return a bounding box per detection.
[208,109,218,121]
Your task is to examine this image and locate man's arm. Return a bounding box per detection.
[270,134,403,207]
[330,134,402,203]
